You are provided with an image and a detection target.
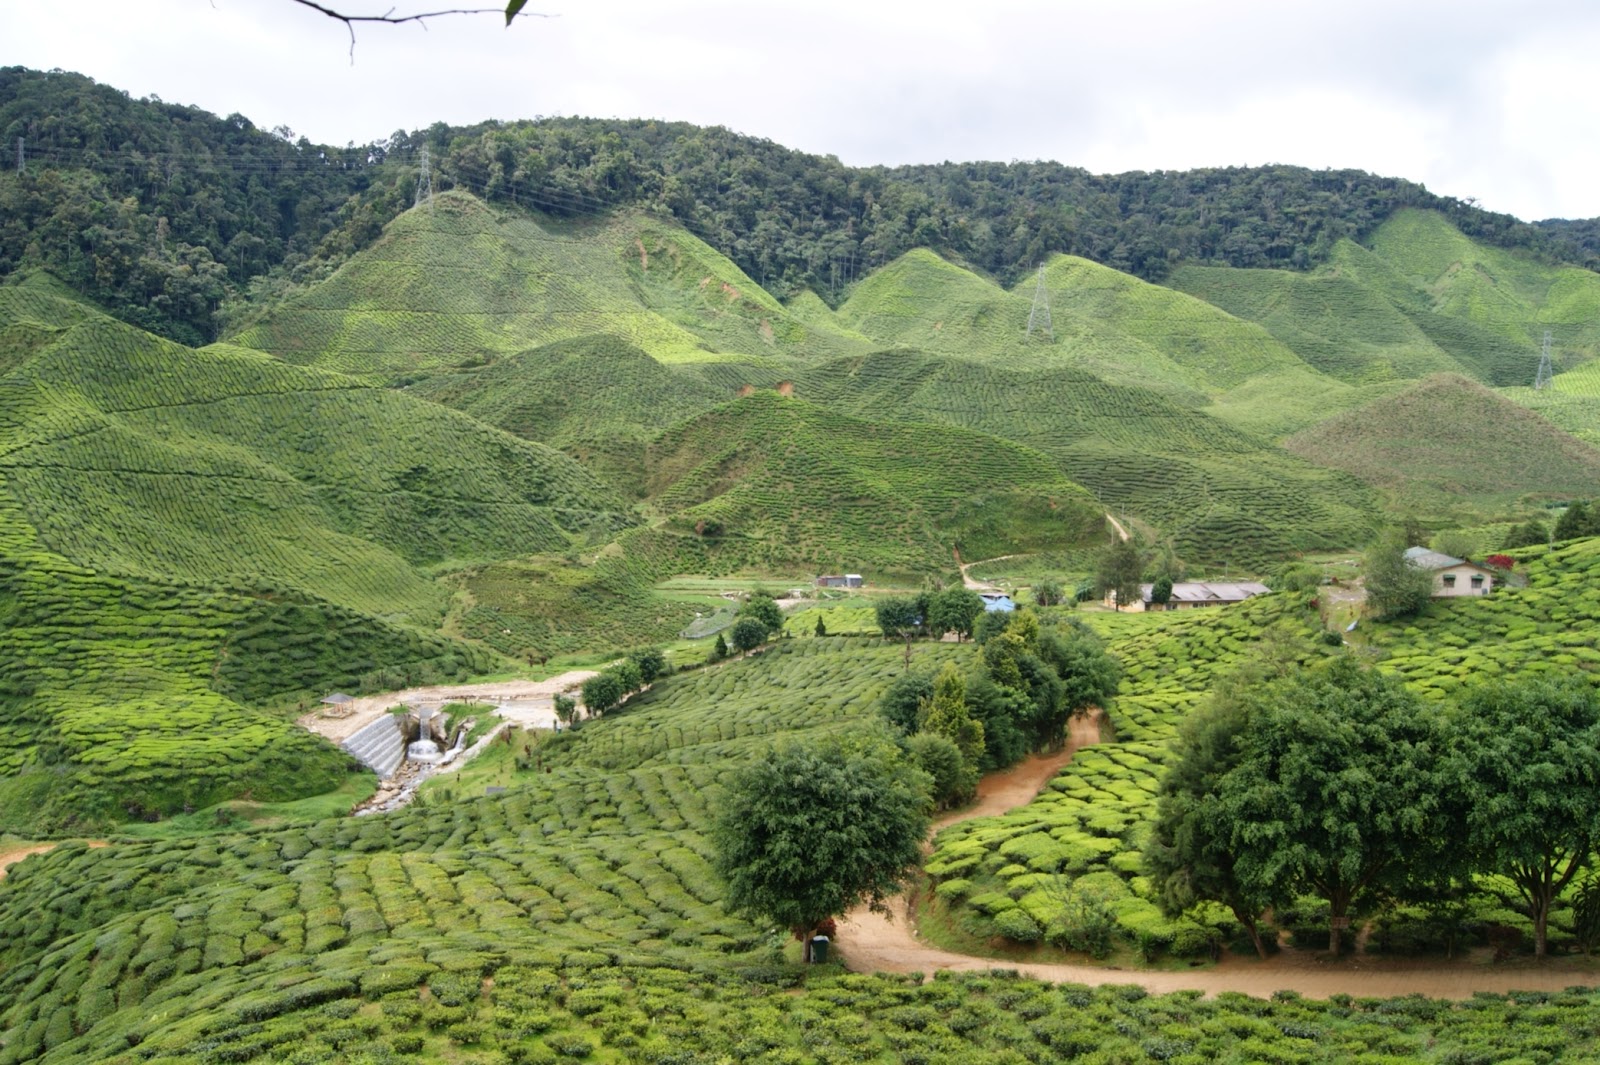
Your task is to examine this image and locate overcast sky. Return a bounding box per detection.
[7,0,1600,221]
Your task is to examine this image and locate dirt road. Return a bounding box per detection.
[837,712,1600,999]
[297,671,599,743]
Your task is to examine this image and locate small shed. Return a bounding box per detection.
[979,592,1015,613]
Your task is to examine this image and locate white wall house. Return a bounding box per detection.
[1403,547,1495,597]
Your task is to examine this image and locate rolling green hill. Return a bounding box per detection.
[403,334,762,496]
[793,351,1379,570]
[230,191,869,379]
[1284,373,1600,513]
[0,277,634,619]
[642,391,1108,576]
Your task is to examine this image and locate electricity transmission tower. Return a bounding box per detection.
[1025,264,1052,342]
[1535,329,1554,391]
[414,144,433,209]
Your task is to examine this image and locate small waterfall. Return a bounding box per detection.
[407,706,443,763]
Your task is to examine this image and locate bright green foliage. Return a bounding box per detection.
[628,648,668,685]
[711,732,930,949]
[877,669,934,734]
[1450,677,1600,955]
[1365,529,1435,619]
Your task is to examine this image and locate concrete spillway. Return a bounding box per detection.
[341,713,407,779]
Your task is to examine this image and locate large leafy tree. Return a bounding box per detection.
[1364,529,1434,619]
[1174,659,1455,953]
[1146,694,1272,957]
[926,587,984,641]
[1451,678,1600,956]
[1232,660,1456,952]
[711,733,931,961]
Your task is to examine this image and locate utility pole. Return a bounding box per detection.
[1025,264,1052,342]
[1534,329,1554,391]
[414,144,433,210]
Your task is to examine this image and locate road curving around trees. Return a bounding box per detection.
[837,711,1600,1000]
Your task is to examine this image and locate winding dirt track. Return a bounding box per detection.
[837,713,1600,999]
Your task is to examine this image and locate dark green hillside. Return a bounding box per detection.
[795,352,1379,570]
[0,281,633,618]
[643,391,1107,575]
[230,191,867,378]
[1285,373,1600,512]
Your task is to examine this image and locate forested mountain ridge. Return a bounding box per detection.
[4,66,1596,347]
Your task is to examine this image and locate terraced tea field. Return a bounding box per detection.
[643,391,1107,575]
[231,192,869,378]
[1285,373,1600,515]
[0,283,634,620]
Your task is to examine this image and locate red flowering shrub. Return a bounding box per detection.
[1485,554,1515,570]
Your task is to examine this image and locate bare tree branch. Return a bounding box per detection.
[288,0,553,62]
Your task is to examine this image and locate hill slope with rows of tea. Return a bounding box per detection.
[1284,372,1600,514]
[641,390,1110,576]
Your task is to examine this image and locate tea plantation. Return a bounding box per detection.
[10,623,1600,1063]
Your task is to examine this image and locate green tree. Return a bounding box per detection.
[1502,519,1550,549]
[1095,539,1145,611]
[1451,678,1600,956]
[1032,578,1065,607]
[628,648,668,685]
[814,614,827,637]
[1430,529,1479,560]
[877,670,934,734]
[1036,622,1120,746]
[739,594,784,636]
[1554,501,1600,541]
[906,732,967,810]
[918,663,983,801]
[730,617,768,654]
[711,632,729,661]
[926,587,984,641]
[1216,659,1455,953]
[711,733,931,961]
[1146,691,1272,957]
[1364,529,1434,619]
[1150,576,1173,609]
[875,595,923,668]
[580,672,625,717]
[552,693,578,726]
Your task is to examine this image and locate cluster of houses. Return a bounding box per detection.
[1102,547,1498,613]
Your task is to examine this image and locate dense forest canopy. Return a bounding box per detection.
[3,66,1597,344]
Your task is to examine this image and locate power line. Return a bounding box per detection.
[1025,264,1052,342]
[1534,329,1554,390]
[414,144,433,210]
